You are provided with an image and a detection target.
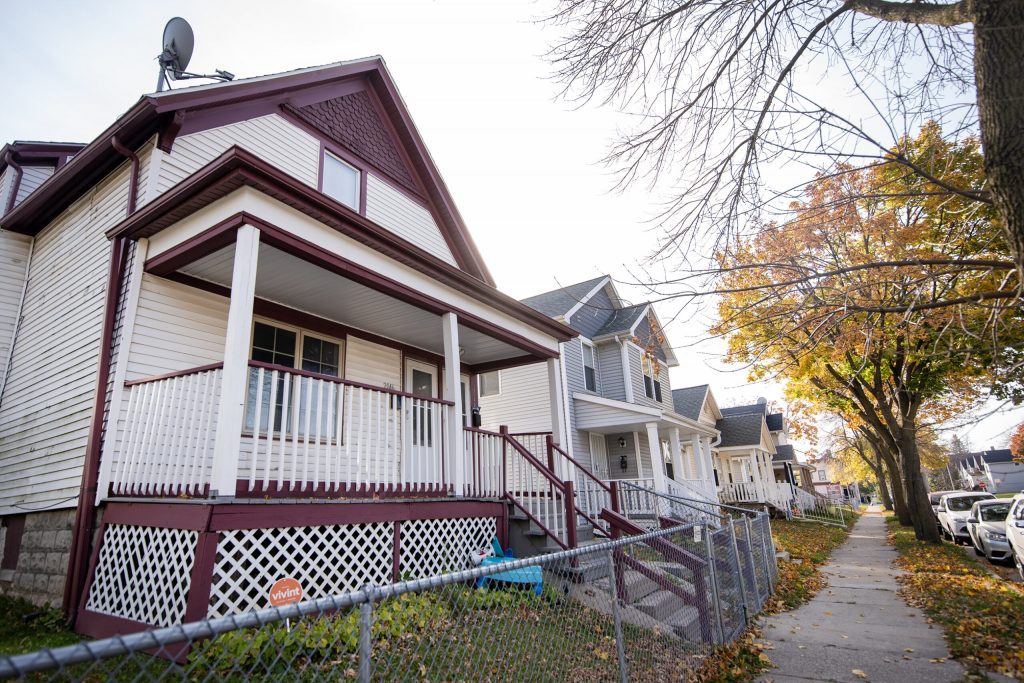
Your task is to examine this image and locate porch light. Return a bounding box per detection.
[618,437,626,448]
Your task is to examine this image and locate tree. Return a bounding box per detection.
[1009,423,1024,461]
[546,0,1024,276]
[711,125,1022,541]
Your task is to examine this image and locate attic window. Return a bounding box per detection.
[322,152,361,211]
[641,352,662,402]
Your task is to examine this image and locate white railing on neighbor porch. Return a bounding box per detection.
[793,486,818,512]
[111,364,224,496]
[668,477,717,503]
[242,362,452,495]
[720,481,760,505]
[614,478,657,515]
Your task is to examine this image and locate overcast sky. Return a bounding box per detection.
[2,0,1019,453]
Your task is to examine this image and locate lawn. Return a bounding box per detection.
[886,517,1024,680]
[0,597,82,657]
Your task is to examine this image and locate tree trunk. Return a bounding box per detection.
[974,0,1024,270]
[875,462,894,511]
[873,438,911,524]
[898,426,942,542]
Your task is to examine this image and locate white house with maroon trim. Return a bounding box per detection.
[0,58,598,636]
[478,276,721,515]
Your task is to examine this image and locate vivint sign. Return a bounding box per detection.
[269,577,303,607]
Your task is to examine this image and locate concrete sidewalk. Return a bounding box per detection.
[756,508,966,683]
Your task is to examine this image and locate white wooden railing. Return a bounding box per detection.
[111,364,223,496]
[793,486,817,512]
[669,477,718,503]
[614,477,657,515]
[463,428,505,497]
[504,433,569,546]
[241,362,453,495]
[509,432,551,464]
[720,481,760,504]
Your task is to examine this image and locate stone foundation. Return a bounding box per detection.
[0,508,75,607]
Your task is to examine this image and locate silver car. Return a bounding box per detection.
[938,492,995,544]
[966,499,1013,563]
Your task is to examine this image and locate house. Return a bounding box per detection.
[709,400,793,509]
[959,448,1024,493]
[808,459,862,505]
[0,58,580,636]
[477,276,720,509]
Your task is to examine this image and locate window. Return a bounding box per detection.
[479,371,501,397]
[582,342,598,392]
[641,352,662,402]
[322,152,360,210]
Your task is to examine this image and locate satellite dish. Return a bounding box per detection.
[161,17,194,77]
[155,17,233,92]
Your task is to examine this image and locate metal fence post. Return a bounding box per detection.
[702,522,725,644]
[358,587,374,683]
[727,518,750,625]
[605,548,628,683]
[756,514,775,591]
[742,515,762,607]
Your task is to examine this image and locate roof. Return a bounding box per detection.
[716,413,766,448]
[972,448,1014,464]
[765,412,784,432]
[721,402,769,417]
[672,385,709,421]
[0,57,496,285]
[0,141,85,175]
[773,444,795,462]
[520,275,608,318]
[593,303,648,337]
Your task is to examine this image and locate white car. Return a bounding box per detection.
[929,490,958,526]
[937,492,995,544]
[1007,492,1024,580]
[966,499,1013,563]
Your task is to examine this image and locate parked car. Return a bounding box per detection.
[1007,492,1024,580]
[966,499,1013,563]
[937,492,995,544]
[929,490,958,526]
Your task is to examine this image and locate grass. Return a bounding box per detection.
[693,512,859,682]
[0,597,82,657]
[886,517,1024,680]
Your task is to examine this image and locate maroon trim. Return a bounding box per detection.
[158,111,186,153]
[101,502,212,530]
[392,521,401,582]
[184,528,219,621]
[0,514,25,570]
[551,438,612,494]
[470,355,542,375]
[145,214,241,275]
[208,499,505,530]
[110,136,139,214]
[64,237,129,620]
[123,362,223,387]
[234,480,452,500]
[248,359,454,405]
[2,151,23,215]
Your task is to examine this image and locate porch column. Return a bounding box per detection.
[210,225,260,498]
[668,428,685,482]
[546,356,568,469]
[700,437,715,483]
[645,423,667,492]
[442,312,465,495]
[690,434,705,480]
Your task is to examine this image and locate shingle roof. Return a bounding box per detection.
[520,275,608,318]
[593,303,648,337]
[765,412,784,432]
[720,402,768,417]
[716,413,766,448]
[672,385,709,421]
[973,448,1014,464]
[773,444,795,462]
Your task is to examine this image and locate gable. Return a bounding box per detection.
[288,90,418,194]
[633,312,666,363]
[570,286,616,338]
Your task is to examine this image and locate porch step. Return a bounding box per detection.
[665,605,702,640]
[622,570,659,602]
[634,589,681,622]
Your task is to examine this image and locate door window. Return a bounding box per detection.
[405,361,438,447]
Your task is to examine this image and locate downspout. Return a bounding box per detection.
[3,150,23,215]
[63,140,138,621]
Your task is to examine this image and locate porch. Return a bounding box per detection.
[715,450,792,510]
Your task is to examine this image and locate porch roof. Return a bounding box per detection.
[572,392,717,437]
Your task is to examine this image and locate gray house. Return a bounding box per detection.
[479,275,719,503]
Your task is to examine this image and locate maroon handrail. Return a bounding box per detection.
[247,360,455,406]
[124,362,224,387]
[546,435,612,494]
[500,427,568,491]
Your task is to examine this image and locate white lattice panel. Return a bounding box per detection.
[399,517,496,579]
[85,524,198,627]
[209,522,393,617]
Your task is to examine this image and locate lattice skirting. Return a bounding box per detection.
[85,524,198,627]
[208,516,497,618]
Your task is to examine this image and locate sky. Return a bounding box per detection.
[2,0,1020,454]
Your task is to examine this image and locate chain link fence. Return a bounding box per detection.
[2,513,777,682]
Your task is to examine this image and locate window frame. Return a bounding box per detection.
[581,340,598,393]
[479,370,501,397]
[641,351,662,401]
[318,146,366,214]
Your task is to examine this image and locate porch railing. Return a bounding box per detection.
[613,477,657,515]
[110,364,224,497]
[501,429,572,548]
[462,428,504,497]
[719,481,760,505]
[241,361,452,495]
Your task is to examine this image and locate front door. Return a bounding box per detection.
[404,360,438,451]
[589,433,609,480]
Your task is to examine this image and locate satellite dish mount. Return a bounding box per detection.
[156,17,234,92]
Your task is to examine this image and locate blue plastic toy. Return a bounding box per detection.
[474,537,543,595]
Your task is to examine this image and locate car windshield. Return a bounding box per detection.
[980,504,1011,522]
[930,492,949,505]
[947,496,989,511]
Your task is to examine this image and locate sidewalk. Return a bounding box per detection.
[756,508,966,683]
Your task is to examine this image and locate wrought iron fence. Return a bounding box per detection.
[1,513,778,682]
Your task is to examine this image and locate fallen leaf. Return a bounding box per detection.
[852,669,868,679]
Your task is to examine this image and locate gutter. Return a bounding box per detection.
[3,151,23,215]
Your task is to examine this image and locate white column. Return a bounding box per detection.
[547,356,568,476]
[668,428,685,482]
[645,423,666,492]
[442,312,464,495]
[690,434,704,480]
[700,437,714,482]
[210,226,260,498]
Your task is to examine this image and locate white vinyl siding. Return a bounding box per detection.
[125,274,229,380]
[596,342,625,401]
[156,114,320,194]
[0,163,132,515]
[0,231,31,389]
[14,166,55,206]
[477,362,551,433]
[0,169,12,216]
[629,344,672,411]
[364,175,456,265]
[343,336,401,389]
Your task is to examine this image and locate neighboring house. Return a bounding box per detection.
[0,58,578,635]
[712,401,790,509]
[478,276,720,504]
[809,459,862,505]
[959,449,1024,493]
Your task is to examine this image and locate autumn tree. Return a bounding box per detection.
[713,125,1022,541]
[546,0,1024,277]
[1009,423,1024,461]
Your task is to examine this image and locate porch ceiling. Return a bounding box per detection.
[179,243,524,365]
